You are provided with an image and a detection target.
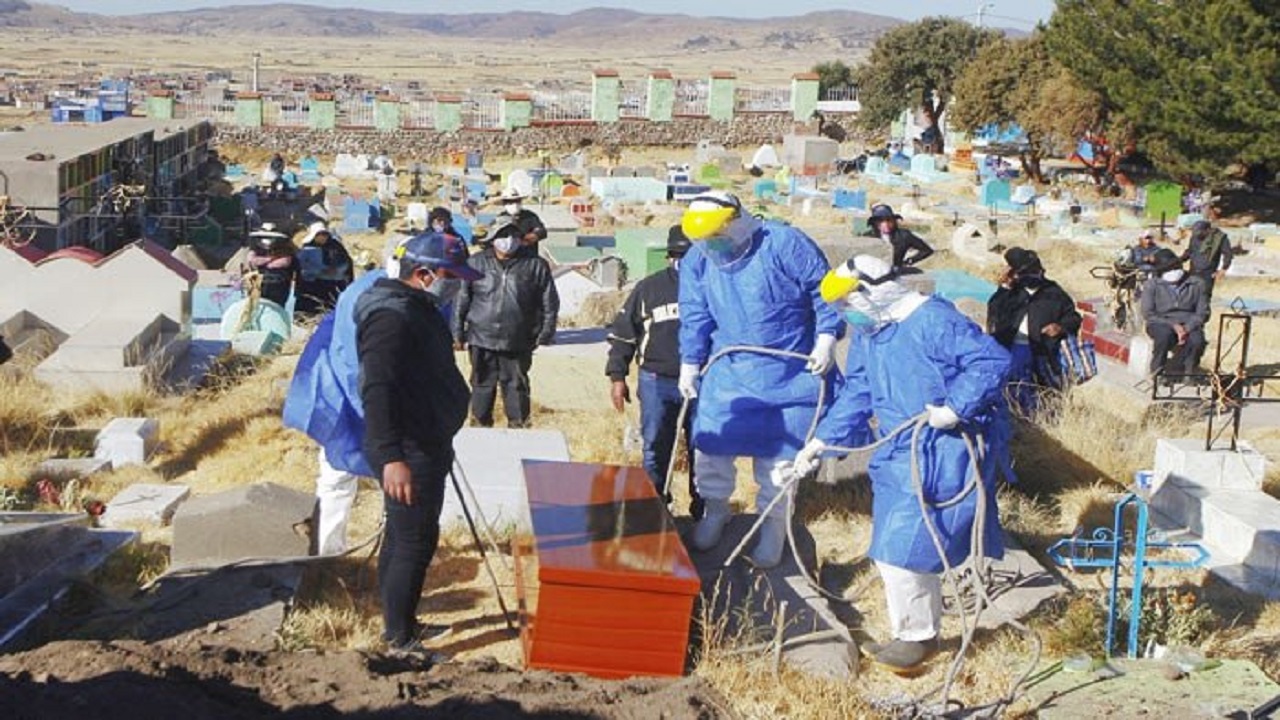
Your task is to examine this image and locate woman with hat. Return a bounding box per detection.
[244,224,301,310]
[1141,248,1209,380]
[295,221,354,318]
[864,203,934,272]
[986,247,1082,412]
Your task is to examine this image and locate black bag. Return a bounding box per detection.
[0,335,11,366]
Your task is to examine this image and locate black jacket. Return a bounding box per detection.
[1141,275,1209,332]
[606,266,680,379]
[864,226,934,269]
[987,279,1082,358]
[1181,228,1233,279]
[356,279,470,471]
[454,249,559,352]
[491,209,548,255]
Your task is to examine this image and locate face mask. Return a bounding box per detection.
[843,309,879,330]
[504,202,522,215]
[427,276,462,305]
[431,220,446,232]
[1162,269,1185,283]
[494,236,517,255]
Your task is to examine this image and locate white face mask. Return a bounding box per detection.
[503,202,522,215]
[431,220,447,232]
[493,236,517,255]
[1162,269,1185,283]
[427,276,462,305]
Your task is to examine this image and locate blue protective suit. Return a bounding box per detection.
[815,297,1012,573]
[282,270,386,477]
[679,221,843,458]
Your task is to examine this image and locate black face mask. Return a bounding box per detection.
[1016,275,1046,290]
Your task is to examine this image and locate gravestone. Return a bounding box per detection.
[100,483,190,528]
[981,178,1011,208]
[94,418,159,469]
[832,188,866,210]
[170,482,316,568]
[863,156,888,176]
[1144,181,1182,223]
[449,428,570,528]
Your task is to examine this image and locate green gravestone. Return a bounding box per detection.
[614,227,669,282]
[1144,181,1183,224]
[646,74,675,123]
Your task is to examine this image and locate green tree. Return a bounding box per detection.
[951,34,1103,182]
[1046,0,1280,180]
[854,17,1000,152]
[811,60,854,96]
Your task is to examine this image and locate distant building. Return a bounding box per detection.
[0,118,213,252]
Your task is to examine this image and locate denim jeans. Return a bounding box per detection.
[377,442,451,646]
[638,371,701,516]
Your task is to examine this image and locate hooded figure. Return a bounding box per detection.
[677,191,842,568]
[792,255,1012,673]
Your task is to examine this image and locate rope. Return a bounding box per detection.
[671,343,1042,718]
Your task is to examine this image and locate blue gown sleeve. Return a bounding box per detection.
[815,341,874,449]
[927,310,1011,420]
[678,246,715,366]
[784,227,842,338]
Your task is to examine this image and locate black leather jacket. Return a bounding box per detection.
[454,249,559,352]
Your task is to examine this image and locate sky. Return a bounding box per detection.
[47,1,1055,28]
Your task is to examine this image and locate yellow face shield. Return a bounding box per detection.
[681,205,736,241]
[819,268,860,304]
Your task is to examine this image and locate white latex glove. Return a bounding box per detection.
[792,438,828,477]
[807,333,838,376]
[678,363,701,400]
[925,403,961,430]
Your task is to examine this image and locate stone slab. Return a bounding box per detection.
[1023,658,1279,719]
[170,482,316,568]
[33,458,112,482]
[100,483,191,528]
[685,515,857,680]
[1154,438,1268,491]
[449,428,570,529]
[93,417,159,469]
[955,533,1067,631]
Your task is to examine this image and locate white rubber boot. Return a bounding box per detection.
[748,515,788,569]
[691,498,731,551]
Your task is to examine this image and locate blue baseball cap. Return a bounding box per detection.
[396,232,482,281]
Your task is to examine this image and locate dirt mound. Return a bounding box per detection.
[0,640,733,719]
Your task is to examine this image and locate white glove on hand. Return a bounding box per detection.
[678,363,701,400]
[792,438,828,478]
[807,333,838,376]
[925,403,961,430]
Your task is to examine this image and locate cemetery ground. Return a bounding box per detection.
[3,152,1280,718]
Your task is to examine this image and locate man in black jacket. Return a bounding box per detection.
[863,203,934,272]
[492,188,548,257]
[606,226,703,518]
[1180,220,1233,302]
[1142,248,1209,379]
[355,232,480,656]
[454,231,559,428]
[987,247,1082,413]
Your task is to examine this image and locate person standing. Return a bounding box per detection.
[1142,248,1209,380]
[493,188,547,256]
[243,225,300,310]
[1180,219,1233,302]
[355,232,480,655]
[678,191,841,569]
[986,247,1082,412]
[454,231,559,428]
[606,225,703,519]
[792,254,1012,674]
[863,203,933,273]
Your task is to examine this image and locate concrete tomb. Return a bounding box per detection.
[170,482,317,568]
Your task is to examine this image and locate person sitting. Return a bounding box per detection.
[295,222,354,319]
[1141,248,1209,381]
[1126,229,1162,274]
[986,247,1082,412]
[862,203,933,273]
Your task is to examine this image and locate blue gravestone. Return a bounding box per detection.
[833,188,867,210]
[343,197,373,233]
[981,179,1011,208]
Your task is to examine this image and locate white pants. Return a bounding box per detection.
[316,447,357,555]
[876,561,942,642]
[693,451,792,519]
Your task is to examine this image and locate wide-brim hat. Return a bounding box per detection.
[868,203,901,221]
[500,187,527,202]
